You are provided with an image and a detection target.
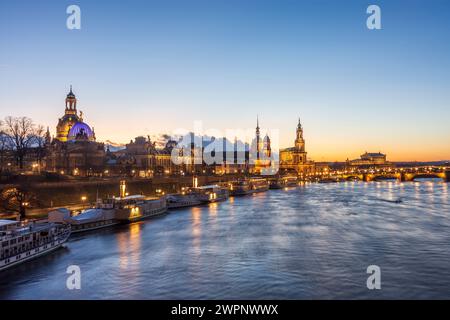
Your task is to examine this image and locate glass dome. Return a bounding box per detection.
[68,121,94,141]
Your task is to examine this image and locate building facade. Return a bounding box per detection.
[46,88,106,176]
[346,152,393,169]
[250,117,273,175]
[279,119,315,175]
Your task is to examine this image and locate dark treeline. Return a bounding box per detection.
[0,116,48,173]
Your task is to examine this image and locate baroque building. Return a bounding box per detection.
[250,117,273,175]
[106,136,180,176]
[280,119,315,175]
[346,152,393,169]
[46,88,106,176]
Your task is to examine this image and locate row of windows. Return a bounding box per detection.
[1,242,57,260]
[2,235,34,248]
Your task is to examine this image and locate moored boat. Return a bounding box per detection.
[48,207,120,234]
[166,193,202,209]
[0,219,71,272]
[190,185,229,203]
[113,195,168,222]
[230,177,269,196]
[269,176,298,189]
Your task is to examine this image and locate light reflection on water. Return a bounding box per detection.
[0,180,449,299]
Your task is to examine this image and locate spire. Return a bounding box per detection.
[297,117,302,129]
[45,126,52,144]
[256,115,260,130]
[67,85,75,96]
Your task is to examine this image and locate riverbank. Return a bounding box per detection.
[0,175,240,219]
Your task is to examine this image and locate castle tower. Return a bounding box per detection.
[295,118,305,152]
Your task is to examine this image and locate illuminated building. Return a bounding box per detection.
[346,152,393,169]
[107,136,179,176]
[46,88,106,176]
[279,118,315,175]
[250,117,272,175]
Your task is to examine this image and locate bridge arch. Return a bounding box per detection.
[344,175,363,181]
[410,173,445,181]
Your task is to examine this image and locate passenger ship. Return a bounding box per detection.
[230,177,269,196]
[166,193,202,209]
[268,176,298,189]
[113,195,168,222]
[0,219,71,272]
[49,181,167,231]
[48,206,120,234]
[190,185,229,203]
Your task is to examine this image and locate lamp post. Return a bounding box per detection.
[81,196,87,208]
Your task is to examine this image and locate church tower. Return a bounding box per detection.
[255,115,261,159]
[263,133,271,158]
[295,118,305,152]
[55,86,80,142]
[65,85,77,115]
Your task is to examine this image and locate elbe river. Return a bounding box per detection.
[1,180,449,299]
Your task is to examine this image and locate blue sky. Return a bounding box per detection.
[1,0,449,161]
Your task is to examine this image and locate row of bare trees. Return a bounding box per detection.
[0,116,48,173]
[0,117,48,219]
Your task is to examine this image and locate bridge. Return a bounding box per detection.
[309,167,450,182]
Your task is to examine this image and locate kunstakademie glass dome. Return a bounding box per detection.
[68,121,95,141]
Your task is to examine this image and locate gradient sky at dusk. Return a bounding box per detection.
[1,0,449,161]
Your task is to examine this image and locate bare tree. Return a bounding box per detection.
[33,125,47,172]
[0,185,37,220]
[3,116,37,169]
[0,121,9,175]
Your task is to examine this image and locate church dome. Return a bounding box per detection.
[68,121,95,141]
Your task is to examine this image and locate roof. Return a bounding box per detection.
[193,185,221,190]
[363,152,386,157]
[72,209,103,222]
[68,121,94,141]
[119,195,146,200]
[0,219,19,227]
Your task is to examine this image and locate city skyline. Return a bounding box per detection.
[1,1,450,161]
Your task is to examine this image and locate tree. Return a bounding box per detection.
[0,185,37,220]
[33,125,47,172]
[3,116,38,169]
[0,122,9,175]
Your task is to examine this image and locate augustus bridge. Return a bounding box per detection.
[309,167,450,182]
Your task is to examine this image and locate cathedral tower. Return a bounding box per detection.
[295,118,305,152]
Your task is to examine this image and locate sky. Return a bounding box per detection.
[0,0,449,161]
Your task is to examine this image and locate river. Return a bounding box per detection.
[1,180,449,299]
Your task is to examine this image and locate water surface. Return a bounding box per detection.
[1,180,449,299]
